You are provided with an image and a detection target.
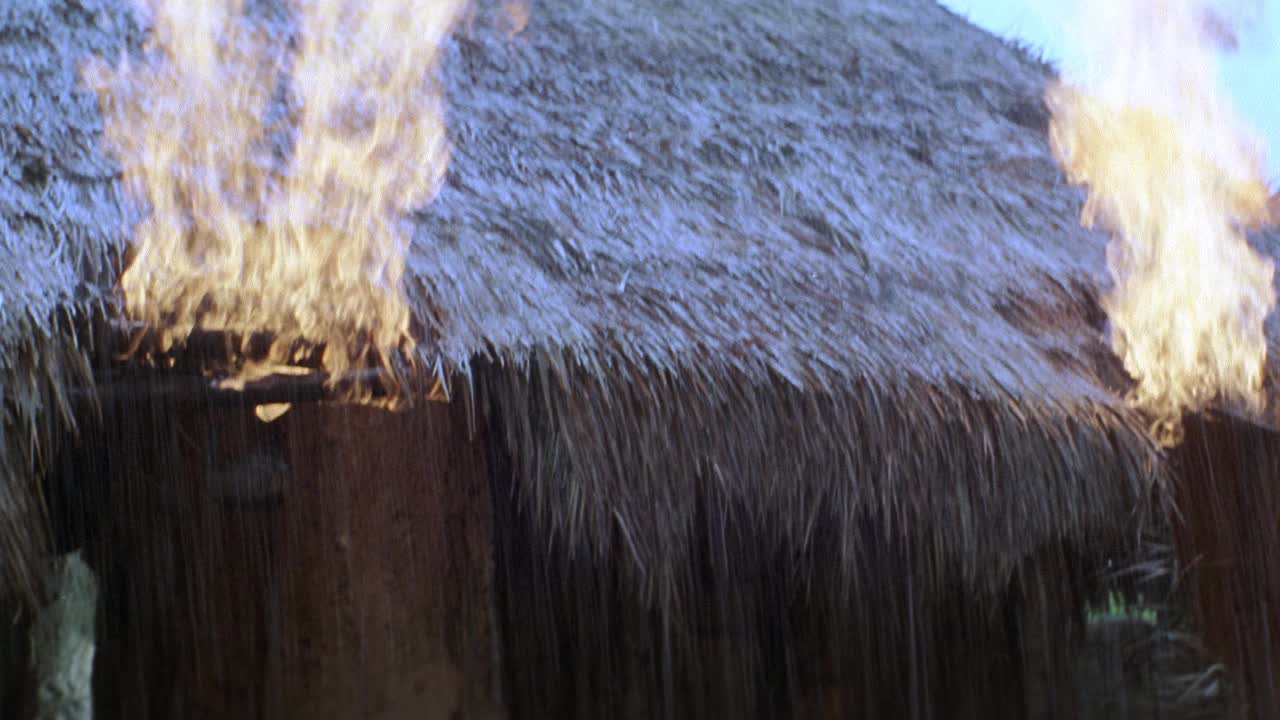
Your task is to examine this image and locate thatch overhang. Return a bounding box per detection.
[0,0,134,599]
[0,0,1169,613]
[423,0,1166,605]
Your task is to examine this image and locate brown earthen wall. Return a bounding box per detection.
[1176,415,1280,719]
[81,394,502,719]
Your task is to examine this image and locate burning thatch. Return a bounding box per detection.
[2,0,1164,605]
[1047,0,1276,446]
[428,0,1168,606]
[3,0,1261,714]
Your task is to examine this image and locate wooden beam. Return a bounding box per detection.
[77,367,393,409]
[80,320,451,408]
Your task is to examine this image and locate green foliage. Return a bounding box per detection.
[1086,591,1158,625]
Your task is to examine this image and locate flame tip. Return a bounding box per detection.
[99,0,467,403]
[1049,0,1276,444]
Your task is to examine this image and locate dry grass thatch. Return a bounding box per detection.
[423,0,1168,603]
[0,0,1172,608]
[0,0,136,601]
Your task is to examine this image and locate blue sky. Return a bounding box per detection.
[939,0,1280,182]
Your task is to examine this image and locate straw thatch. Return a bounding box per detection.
[0,0,1166,617]
[0,0,135,600]
[4,0,1166,600]
[426,0,1166,605]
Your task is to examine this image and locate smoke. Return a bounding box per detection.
[1197,0,1268,53]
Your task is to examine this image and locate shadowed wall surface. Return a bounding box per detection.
[76,392,501,720]
[1176,415,1280,720]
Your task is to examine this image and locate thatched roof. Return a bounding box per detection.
[433,0,1163,602]
[0,0,134,597]
[0,0,1169,603]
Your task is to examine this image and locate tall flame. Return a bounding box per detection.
[1047,0,1276,444]
[85,0,467,398]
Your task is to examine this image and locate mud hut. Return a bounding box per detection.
[0,0,1250,717]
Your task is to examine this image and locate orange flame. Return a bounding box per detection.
[1047,0,1275,444]
[85,0,468,401]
